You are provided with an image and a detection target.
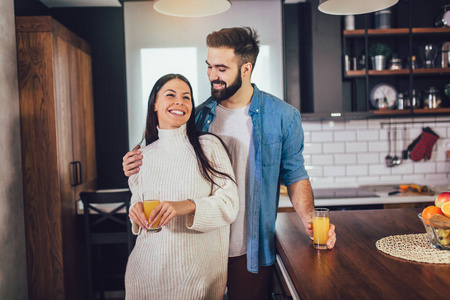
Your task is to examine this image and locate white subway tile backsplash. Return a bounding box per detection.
[335,131,356,142]
[303,154,312,166]
[345,119,368,129]
[368,118,384,129]
[323,142,345,153]
[304,143,322,155]
[357,153,380,164]
[324,166,346,176]
[437,162,450,173]
[357,176,382,183]
[346,165,368,176]
[303,131,311,143]
[368,141,388,152]
[369,164,390,175]
[346,141,368,153]
[403,174,426,182]
[357,129,380,141]
[334,154,357,165]
[335,176,357,184]
[425,173,449,182]
[323,120,345,130]
[302,122,322,131]
[311,131,333,142]
[392,163,413,174]
[302,116,450,187]
[413,162,437,174]
[312,154,334,165]
[379,175,403,182]
[433,127,447,138]
[306,166,323,177]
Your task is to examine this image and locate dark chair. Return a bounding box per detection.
[80,190,134,300]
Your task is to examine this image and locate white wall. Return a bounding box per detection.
[0,0,28,298]
[124,1,283,148]
[303,116,450,189]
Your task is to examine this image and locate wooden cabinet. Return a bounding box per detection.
[342,0,450,117]
[16,16,97,300]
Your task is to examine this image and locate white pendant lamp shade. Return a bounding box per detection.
[318,0,399,15]
[154,0,232,17]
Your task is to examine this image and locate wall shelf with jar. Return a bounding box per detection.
[342,0,450,117]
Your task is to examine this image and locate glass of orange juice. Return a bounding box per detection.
[312,208,329,250]
[142,191,162,233]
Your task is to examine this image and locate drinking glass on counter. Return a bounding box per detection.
[313,208,330,250]
[143,191,162,233]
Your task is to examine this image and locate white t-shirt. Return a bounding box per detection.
[211,104,252,257]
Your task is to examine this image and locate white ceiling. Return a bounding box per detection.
[39,0,304,8]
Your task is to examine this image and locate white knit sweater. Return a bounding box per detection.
[125,124,238,300]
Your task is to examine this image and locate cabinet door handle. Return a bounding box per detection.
[76,161,83,185]
[71,162,78,187]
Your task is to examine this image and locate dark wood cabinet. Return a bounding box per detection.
[16,16,97,300]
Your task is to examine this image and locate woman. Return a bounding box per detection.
[125,74,238,300]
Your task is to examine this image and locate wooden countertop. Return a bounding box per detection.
[275,208,450,299]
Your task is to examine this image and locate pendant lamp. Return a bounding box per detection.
[318,0,398,15]
[154,0,232,18]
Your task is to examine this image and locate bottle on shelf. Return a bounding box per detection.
[397,93,405,110]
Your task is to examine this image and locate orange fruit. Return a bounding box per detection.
[422,205,444,224]
[442,202,450,218]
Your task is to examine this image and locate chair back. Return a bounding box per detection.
[80,190,133,300]
[80,190,133,253]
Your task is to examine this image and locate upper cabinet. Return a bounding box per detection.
[342,0,450,117]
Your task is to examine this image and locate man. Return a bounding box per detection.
[123,27,336,300]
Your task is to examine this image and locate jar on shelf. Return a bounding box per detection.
[423,87,442,109]
[389,55,402,70]
[410,89,420,108]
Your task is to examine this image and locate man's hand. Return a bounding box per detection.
[306,222,336,249]
[122,145,143,177]
[129,202,149,230]
[287,179,337,249]
[149,200,196,228]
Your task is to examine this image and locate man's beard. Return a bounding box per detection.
[210,69,242,102]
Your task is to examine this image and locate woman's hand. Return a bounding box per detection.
[129,202,149,230]
[149,200,196,227]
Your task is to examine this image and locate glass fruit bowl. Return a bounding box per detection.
[418,213,450,250]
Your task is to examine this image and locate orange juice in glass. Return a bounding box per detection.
[143,192,162,233]
[313,208,329,250]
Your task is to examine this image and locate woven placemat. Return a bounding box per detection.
[376,233,450,264]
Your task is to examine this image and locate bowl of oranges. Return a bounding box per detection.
[419,192,450,250]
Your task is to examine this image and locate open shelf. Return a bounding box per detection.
[345,68,450,78]
[372,108,450,116]
[343,27,450,37]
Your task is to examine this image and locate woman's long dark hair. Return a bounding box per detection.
[143,74,234,187]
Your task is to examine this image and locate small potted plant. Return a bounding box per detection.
[368,43,392,70]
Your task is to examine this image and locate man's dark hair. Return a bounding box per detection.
[206,27,260,71]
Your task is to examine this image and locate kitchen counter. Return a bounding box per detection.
[279,184,436,209]
[275,208,450,299]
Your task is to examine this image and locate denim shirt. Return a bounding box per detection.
[195,84,309,273]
